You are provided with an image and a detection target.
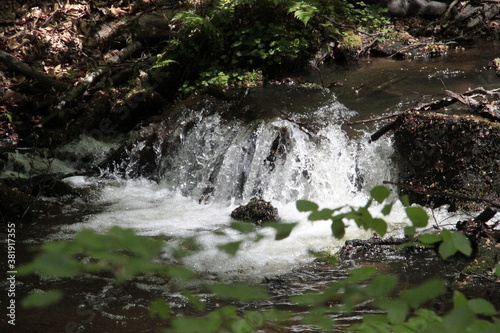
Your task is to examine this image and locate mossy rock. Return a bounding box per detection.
[463,238,500,274]
[393,112,500,210]
[230,198,279,224]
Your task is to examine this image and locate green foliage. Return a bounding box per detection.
[21,290,63,308]
[417,229,473,259]
[19,185,500,332]
[347,1,392,35]
[154,0,379,94]
[296,185,429,239]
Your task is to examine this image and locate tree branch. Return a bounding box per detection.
[0,50,69,92]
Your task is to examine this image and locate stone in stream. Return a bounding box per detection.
[230,198,279,225]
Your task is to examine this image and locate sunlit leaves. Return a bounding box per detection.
[287,1,318,26]
[21,290,63,308]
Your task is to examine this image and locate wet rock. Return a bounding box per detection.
[393,112,500,211]
[230,198,279,224]
[0,182,34,218]
[370,34,449,59]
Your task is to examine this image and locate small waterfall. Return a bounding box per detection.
[120,90,397,208]
[61,88,447,280]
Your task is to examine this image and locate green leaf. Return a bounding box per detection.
[376,299,409,324]
[331,218,345,239]
[400,195,410,207]
[18,252,81,277]
[401,279,446,309]
[366,275,397,298]
[495,264,500,277]
[149,299,171,319]
[372,218,387,237]
[404,226,416,237]
[371,185,391,203]
[21,290,63,308]
[381,202,394,216]
[451,231,473,257]
[439,230,472,259]
[182,290,205,312]
[405,206,429,228]
[264,222,298,240]
[211,284,269,301]
[468,299,497,316]
[296,200,318,212]
[165,265,195,281]
[309,208,336,221]
[453,290,468,307]
[348,266,377,282]
[301,308,334,331]
[442,306,477,333]
[439,230,456,260]
[218,241,243,256]
[229,221,256,233]
[418,233,442,244]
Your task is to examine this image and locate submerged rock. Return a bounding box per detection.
[230,198,279,224]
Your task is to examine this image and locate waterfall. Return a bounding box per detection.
[58,88,461,281]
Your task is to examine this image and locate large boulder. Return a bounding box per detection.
[230,198,279,224]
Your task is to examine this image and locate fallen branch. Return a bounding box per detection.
[369,118,402,142]
[347,112,403,125]
[445,89,500,121]
[0,50,69,92]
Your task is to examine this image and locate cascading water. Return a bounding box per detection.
[58,87,428,282]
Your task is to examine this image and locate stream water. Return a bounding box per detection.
[2,41,500,332]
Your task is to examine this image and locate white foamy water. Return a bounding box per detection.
[57,91,465,282]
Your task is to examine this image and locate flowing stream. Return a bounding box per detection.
[4,41,500,332]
